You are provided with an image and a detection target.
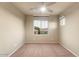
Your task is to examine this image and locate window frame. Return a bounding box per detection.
[33,16,49,35]
[59,16,66,26]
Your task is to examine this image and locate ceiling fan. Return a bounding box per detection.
[30,2,56,14]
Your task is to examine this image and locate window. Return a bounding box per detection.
[33,17,48,35]
[59,16,66,26]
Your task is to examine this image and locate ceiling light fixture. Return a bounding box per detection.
[40,6,47,12]
[30,2,56,14]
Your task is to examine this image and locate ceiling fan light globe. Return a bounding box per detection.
[40,6,47,12]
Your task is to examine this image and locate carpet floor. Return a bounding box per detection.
[11,43,75,57]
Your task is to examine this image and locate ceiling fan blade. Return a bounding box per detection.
[41,2,56,6]
[47,2,56,6]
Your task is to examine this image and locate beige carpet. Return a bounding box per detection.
[11,43,75,57]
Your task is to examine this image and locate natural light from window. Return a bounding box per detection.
[34,17,48,35]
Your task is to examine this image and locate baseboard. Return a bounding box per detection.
[59,43,78,57]
[8,42,24,57]
[24,42,59,44]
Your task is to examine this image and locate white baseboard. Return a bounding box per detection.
[59,43,78,57]
[24,42,59,44]
[8,42,24,57]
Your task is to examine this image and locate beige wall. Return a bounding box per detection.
[0,3,25,56]
[59,3,79,56]
[25,15,59,43]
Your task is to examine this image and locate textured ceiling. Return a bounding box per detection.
[13,2,74,16]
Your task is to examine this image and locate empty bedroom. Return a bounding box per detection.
[0,2,79,57]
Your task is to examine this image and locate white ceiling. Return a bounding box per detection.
[13,2,74,16]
